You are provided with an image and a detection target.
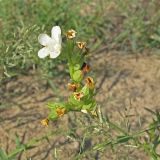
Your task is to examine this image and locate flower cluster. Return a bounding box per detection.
[39,26,97,126]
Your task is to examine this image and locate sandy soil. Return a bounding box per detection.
[0,52,160,160]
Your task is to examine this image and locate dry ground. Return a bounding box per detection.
[0,52,160,159]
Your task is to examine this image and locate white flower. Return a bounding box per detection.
[38,26,62,59]
[81,109,88,114]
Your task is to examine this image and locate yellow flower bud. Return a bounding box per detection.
[68,83,80,92]
[41,118,49,126]
[66,29,77,39]
[90,110,98,117]
[85,77,95,89]
[74,92,84,101]
[56,108,66,117]
[76,42,86,49]
[81,63,91,73]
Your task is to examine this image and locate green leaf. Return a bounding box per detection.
[82,100,96,110]
[48,102,65,109]
[115,135,132,144]
[48,110,58,120]
[72,70,83,82]
[68,95,83,110]
[72,53,84,67]
[8,147,25,160]
[15,134,21,147]
[81,85,89,96]
[82,103,93,110]
[0,149,8,160]
[73,64,81,71]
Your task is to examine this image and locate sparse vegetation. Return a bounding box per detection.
[0,0,160,160]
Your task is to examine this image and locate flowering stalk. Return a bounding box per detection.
[38,26,96,126]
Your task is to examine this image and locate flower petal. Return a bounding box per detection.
[49,50,61,59]
[38,34,52,46]
[81,109,88,114]
[38,47,50,58]
[51,26,61,44]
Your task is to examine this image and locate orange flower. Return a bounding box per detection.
[76,42,86,49]
[56,108,66,117]
[41,118,49,126]
[68,83,80,91]
[66,29,77,39]
[85,77,95,89]
[74,92,84,101]
[81,63,91,73]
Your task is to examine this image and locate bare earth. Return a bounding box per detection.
[0,52,160,159]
